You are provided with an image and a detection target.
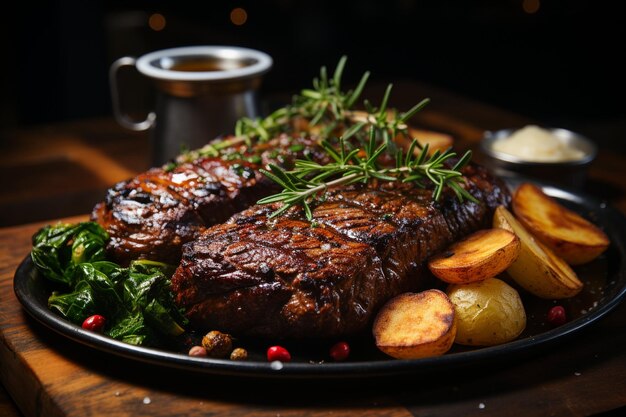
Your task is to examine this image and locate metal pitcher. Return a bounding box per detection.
[110,46,273,166]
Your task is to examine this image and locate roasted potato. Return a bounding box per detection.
[372,290,456,359]
[428,228,521,284]
[512,183,610,265]
[493,205,583,299]
[447,278,526,346]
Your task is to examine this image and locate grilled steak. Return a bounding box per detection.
[171,163,511,339]
[91,158,277,266]
[91,134,324,266]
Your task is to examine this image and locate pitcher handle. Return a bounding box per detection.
[109,56,156,131]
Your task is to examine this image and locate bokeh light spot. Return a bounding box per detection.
[230,8,248,26]
[522,0,540,14]
[149,13,166,31]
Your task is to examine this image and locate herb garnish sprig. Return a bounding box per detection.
[174,106,293,165]
[294,56,370,131]
[258,125,477,221]
[358,86,431,148]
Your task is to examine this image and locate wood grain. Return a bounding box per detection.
[0,120,149,227]
[0,386,22,417]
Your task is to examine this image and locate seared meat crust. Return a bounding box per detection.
[171,163,511,339]
[91,158,277,266]
[91,134,324,265]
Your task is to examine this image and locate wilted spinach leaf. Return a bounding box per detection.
[31,222,187,347]
[107,311,152,346]
[48,281,98,323]
[31,222,108,286]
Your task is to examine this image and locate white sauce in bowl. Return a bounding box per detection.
[492,125,585,162]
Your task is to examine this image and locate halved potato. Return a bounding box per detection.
[372,290,456,359]
[512,183,610,265]
[447,277,526,346]
[427,228,521,284]
[493,205,583,299]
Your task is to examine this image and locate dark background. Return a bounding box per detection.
[2,0,624,151]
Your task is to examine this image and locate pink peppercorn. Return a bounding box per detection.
[547,305,567,327]
[267,345,291,362]
[82,315,106,332]
[188,346,208,357]
[329,341,350,361]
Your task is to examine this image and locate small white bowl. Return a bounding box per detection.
[479,126,597,188]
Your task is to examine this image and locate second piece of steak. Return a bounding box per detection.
[91,134,325,266]
[91,158,277,266]
[171,163,511,339]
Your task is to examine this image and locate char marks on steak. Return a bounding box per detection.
[91,158,277,266]
[91,134,324,266]
[171,163,511,339]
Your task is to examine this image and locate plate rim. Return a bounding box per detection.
[13,177,626,379]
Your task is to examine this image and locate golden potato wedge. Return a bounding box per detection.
[447,278,526,346]
[493,205,583,299]
[512,183,609,265]
[428,228,521,284]
[372,290,456,359]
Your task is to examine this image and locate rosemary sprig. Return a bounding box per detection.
[258,126,478,221]
[175,106,294,164]
[234,107,293,143]
[295,55,370,129]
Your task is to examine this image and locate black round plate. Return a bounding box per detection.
[13,178,626,378]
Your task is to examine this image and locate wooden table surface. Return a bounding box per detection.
[1,81,625,416]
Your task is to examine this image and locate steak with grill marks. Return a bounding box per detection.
[90,158,277,266]
[90,134,325,266]
[171,163,511,339]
